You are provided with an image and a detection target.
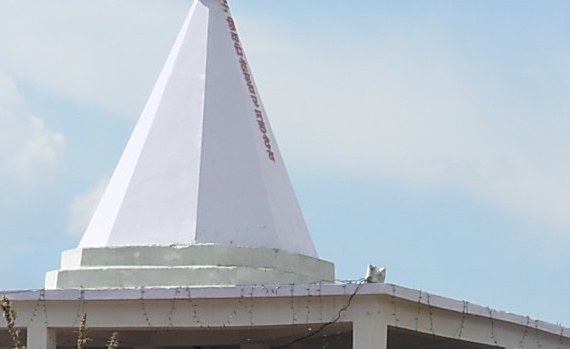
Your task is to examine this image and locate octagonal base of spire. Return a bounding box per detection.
[45,244,335,289]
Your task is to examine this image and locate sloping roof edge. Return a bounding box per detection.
[3,283,567,338]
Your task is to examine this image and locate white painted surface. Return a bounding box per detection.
[4,284,567,349]
[79,0,317,257]
[26,323,56,349]
[45,244,334,289]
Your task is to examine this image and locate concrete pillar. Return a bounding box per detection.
[26,322,56,349]
[352,313,388,349]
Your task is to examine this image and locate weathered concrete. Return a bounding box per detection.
[45,244,334,289]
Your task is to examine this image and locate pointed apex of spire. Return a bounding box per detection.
[78,0,318,258]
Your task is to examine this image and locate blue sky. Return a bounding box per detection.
[1,0,569,327]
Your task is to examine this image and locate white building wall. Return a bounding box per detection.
[1,287,568,349]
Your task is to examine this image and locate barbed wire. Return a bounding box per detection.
[274,280,365,349]
[2,282,568,349]
[139,287,152,327]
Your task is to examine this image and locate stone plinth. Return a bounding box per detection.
[45,244,335,289]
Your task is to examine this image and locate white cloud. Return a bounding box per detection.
[0,73,65,185]
[1,1,568,236]
[239,17,570,235]
[0,0,190,117]
[67,177,109,236]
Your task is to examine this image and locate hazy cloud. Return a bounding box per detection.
[239,14,570,234]
[0,73,65,185]
[0,0,190,117]
[1,1,569,235]
[67,176,109,236]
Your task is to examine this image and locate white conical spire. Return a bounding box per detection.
[79,0,317,258]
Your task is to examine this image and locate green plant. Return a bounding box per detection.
[2,296,118,349]
[106,332,119,349]
[77,314,88,349]
[1,295,25,349]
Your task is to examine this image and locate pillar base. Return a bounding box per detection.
[45,244,335,289]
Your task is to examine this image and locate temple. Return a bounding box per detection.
[1,1,569,349]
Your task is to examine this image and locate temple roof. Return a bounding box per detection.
[79,0,317,258]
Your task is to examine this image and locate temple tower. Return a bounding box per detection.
[45,0,334,289]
